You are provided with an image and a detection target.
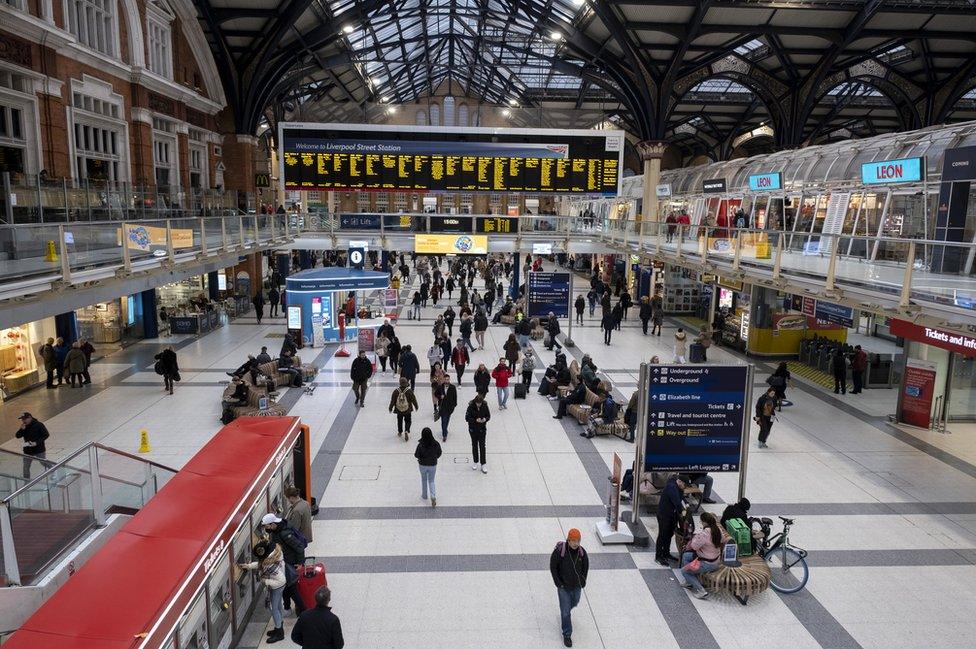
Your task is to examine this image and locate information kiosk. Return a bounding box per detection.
[285,268,390,345]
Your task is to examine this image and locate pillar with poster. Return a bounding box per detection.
[595,453,632,544]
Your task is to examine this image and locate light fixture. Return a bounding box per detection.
[502,109,511,117]
[381,96,390,103]
[386,106,396,114]
[342,25,354,34]
[550,30,563,41]
[508,98,518,106]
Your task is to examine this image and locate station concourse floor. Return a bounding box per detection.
[3,262,976,649]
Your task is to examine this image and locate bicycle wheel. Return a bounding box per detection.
[764,547,809,593]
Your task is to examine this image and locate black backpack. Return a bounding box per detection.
[220,406,236,425]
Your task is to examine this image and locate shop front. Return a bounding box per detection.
[709,277,752,352]
[76,295,147,348]
[0,317,57,398]
[285,268,390,346]
[890,319,976,425]
[746,289,848,356]
[156,274,227,335]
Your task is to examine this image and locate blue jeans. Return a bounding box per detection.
[269,585,284,628]
[497,386,509,407]
[463,336,475,351]
[557,586,581,637]
[412,304,421,319]
[440,411,452,438]
[419,465,436,499]
[517,333,529,348]
[681,551,719,591]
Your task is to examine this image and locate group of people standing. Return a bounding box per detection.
[38,337,96,388]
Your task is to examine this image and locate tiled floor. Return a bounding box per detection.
[4,260,976,649]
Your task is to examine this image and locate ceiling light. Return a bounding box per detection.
[342,25,354,34]
[381,96,390,103]
[550,31,563,41]
[508,98,518,106]
[386,106,396,114]
[502,109,511,117]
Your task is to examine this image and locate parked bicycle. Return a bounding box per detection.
[755,516,809,593]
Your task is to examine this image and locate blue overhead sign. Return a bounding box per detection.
[861,157,924,185]
[526,271,571,319]
[748,172,782,192]
[646,365,749,472]
[813,299,855,328]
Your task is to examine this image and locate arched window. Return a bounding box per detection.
[416,109,428,126]
[443,96,455,126]
[457,104,469,128]
[430,104,441,126]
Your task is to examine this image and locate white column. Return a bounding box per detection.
[635,140,668,241]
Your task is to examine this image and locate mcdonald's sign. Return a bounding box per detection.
[255,173,271,188]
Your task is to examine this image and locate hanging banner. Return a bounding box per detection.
[900,358,938,428]
[889,319,976,357]
[813,299,855,328]
[117,224,195,251]
[861,157,925,185]
[607,453,623,532]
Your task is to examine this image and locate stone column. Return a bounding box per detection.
[635,140,668,237]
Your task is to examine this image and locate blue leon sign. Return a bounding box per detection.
[861,157,924,185]
[748,172,782,192]
[646,365,749,472]
[526,271,571,319]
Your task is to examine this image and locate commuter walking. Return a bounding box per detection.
[390,377,419,441]
[39,337,57,389]
[350,349,373,407]
[399,344,420,391]
[388,336,402,374]
[611,301,623,332]
[574,295,585,325]
[473,310,489,350]
[465,393,491,473]
[755,387,777,448]
[655,474,687,566]
[832,348,848,394]
[284,486,313,543]
[851,345,867,394]
[268,286,280,318]
[451,339,470,385]
[410,291,422,320]
[459,314,475,352]
[15,412,49,479]
[639,296,652,335]
[551,528,589,647]
[651,292,664,336]
[673,328,688,364]
[238,540,289,643]
[503,333,520,369]
[436,376,458,441]
[492,359,513,409]
[291,587,344,649]
[586,288,597,317]
[521,350,536,388]
[415,427,442,506]
[64,341,87,387]
[375,331,390,372]
[473,363,491,398]
[154,346,179,394]
[253,291,265,324]
[79,338,95,384]
[546,312,562,351]
[601,310,614,345]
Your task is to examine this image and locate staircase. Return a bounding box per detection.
[6,510,94,585]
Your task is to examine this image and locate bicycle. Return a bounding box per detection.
[755,516,809,593]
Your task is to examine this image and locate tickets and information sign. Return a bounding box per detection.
[280,123,624,195]
[646,365,749,472]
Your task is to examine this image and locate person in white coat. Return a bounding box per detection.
[673,328,688,364]
[238,539,288,643]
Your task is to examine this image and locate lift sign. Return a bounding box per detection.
[748,172,782,191]
[861,157,924,185]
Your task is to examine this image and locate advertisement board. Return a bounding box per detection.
[429,216,473,232]
[287,305,302,330]
[900,358,938,428]
[861,157,924,185]
[748,172,782,192]
[414,234,488,255]
[889,319,976,357]
[280,122,624,195]
[655,184,672,197]
[533,243,553,255]
[357,327,375,353]
[117,224,195,251]
[702,178,727,194]
[645,365,749,471]
[526,271,571,318]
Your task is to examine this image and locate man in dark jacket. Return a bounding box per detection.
[437,376,458,441]
[638,296,653,335]
[546,312,562,351]
[398,345,420,391]
[291,586,344,649]
[39,338,57,388]
[252,292,265,324]
[268,286,280,318]
[831,348,848,394]
[465,394,491,473]
[851,345,868,394]
[377,319,396,343]
[262,513,307,614]
[553,381,587,419]
[280,333,298,358]
[15,412,49,479]
[655,474,686,566]
[574,295,585,325]
[550,528,589,647]
[350,350,373,406]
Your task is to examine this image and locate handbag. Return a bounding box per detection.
[685,558,702,573]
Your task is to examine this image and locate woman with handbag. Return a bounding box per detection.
[768,362,792,408]
[154,346,179,395]
[680,512,728,599]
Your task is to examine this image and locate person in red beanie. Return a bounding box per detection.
[550,528,589,647]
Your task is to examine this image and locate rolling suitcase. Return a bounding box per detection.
[514,383,528,399]
[689,343,706,363]
[296,557,328,608]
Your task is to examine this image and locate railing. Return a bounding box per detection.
[0,213,292,285]
[0,444,177,586]
[0,172,252,224]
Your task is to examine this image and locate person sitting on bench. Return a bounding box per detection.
[223,376,250,406]
[277,351,302,385]
[582,389,619,438]
[552,380,587,419]
[686,472,715,504]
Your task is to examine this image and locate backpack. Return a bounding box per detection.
[287,526,310,550]
[395,389,410,413]
[220,406,236,425]
[602,396,620,421]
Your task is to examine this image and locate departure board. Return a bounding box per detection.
[279,123,624,196]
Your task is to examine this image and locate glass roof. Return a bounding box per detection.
[687,78,752,95]
[330,0,588,103]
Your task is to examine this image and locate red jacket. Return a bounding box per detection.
[451,347,469,368]
[491,365,513,387]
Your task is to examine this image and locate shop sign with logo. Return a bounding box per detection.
[255,173,271,188]
[655,184,672,197]
[748,172,782,192]
[890,319,976,357]
[702,178,727,194]
[861,157,924,185]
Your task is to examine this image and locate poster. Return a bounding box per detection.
[900,358,938,428]
[818,192,850,254]
[117,224,195,251]
[357,327,375,353]
[608,453,623,532]
[287,305,302,329]
[645,365,749,471]
[414,234,488,255]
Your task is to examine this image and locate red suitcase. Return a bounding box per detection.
[296,557,328,608]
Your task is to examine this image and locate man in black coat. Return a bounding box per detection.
[655,474,686,566]
[546,312,562,351]
[377,319,395,343]
[350,350,373,406]
[465,394,491,473]
[550,528,588,647]
[15,412,49,479]
[398,345,420,391]
[291,586,344,649]
[638,296,653,335]
[553,381,587,420]
[437,376,458,442]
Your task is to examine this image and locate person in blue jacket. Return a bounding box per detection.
[655,473,687,566]
[53,337,69,386]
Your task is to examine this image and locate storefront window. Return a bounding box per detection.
[0,318,56,398]
[157,276,210,312]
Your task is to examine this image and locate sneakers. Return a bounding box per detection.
[681,581,694,589]
[472,462,480,470]
[431,497,436,507]
[758,441,768,448]
[692,588,709,599]
[563,636,573,647]
[481,464,488,474]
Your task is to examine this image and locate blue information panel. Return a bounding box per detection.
[646,365,749,472]
[813,300,855,328]
[339,214,381,229]
[748,172,782,192]
[861,157,924,185]
[526,271,571,319]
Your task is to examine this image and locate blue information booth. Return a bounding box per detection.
[285,268,391,346]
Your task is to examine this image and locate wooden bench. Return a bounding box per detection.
[566,383,630,440]
[221,384,287,418]
[254,356,317,387]
[699,555,771,605]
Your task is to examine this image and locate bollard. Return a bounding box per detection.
[138,428,152,453]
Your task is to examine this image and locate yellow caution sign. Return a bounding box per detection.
[44,240,58,262]
[138,429,152,453]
